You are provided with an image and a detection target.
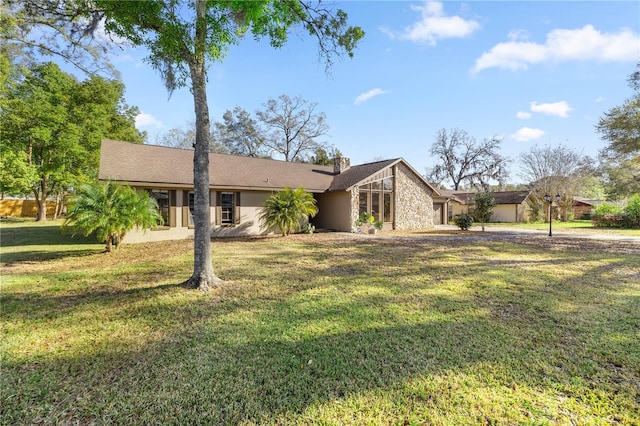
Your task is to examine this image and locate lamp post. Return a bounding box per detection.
[544,193,561,236]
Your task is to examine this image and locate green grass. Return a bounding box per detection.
[483,220,640,236]
[1,218,104,263]
[1,221,639,425]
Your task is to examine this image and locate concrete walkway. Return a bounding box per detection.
[435,224,640,243]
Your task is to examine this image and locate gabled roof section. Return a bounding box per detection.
[328,158,440,195]
[328,159,399,191]
[99,139,335,192]
[491,191,532,204]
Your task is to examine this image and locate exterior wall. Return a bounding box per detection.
[394,164,435,230]
[433,203,443,225]
[123,189,278,243]
[450,201,468,217]
[0,199,57,218]
[212,190,270,236]
[572,203,593,219]
[491,204,518,222]
[123,189,203,243]
[314,191,352,232]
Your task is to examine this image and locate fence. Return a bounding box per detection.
[0,199,59,218]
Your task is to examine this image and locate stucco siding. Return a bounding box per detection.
[394,164,435,230]
[315,191,352,232]
[212,190,270,236]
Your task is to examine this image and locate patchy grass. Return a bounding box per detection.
[1,221,639,425]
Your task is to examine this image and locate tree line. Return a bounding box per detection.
[426,63,639,212]
[154,94,342,165]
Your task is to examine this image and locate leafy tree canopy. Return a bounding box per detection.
[0,61,143,219]
[597,63,640,199]
[597,62,640,157]
[472,191,496,232]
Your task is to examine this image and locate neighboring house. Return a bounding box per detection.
[572,197,603,219]
[99,139,439,242]
[433,190,536,223]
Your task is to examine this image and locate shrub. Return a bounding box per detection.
[623,193,640,227]
[259,187,318,236]
[355,212,383,232]
[526,199,543,223]
[63,181,163,252]
[453,214,473,230]
[591,202,622,227]
[301,223,315,234]
[473,192,495,231]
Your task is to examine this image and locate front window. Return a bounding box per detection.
[221,192,235,224]
[359,191,368,215]
[148,189,169,225]
[188,191,195,226]
[384,192,392,222]
[358,177,394,223]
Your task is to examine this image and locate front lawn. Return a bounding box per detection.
[483,220,640,236]
[1,221,639,424]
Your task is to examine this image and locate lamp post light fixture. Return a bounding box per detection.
[544,193,561,237]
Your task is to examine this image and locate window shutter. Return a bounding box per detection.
[234,192,241,224]
[215,191,221,226]
[169,190,177,227]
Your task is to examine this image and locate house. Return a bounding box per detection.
[98,139,439,242]
[433,190,536,223]
[572,197,603,219]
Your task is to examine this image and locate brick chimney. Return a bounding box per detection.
[333,156,350,174]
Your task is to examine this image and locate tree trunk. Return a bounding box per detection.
[36,179,47,221]
[184,0,222,291]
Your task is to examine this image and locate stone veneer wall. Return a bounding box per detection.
[395,163,435,230]
[350,187,360,232]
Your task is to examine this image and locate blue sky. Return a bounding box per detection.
[113,1,639,185]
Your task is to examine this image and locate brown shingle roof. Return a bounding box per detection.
[99,139,440,195]
[328,159,400,191]
[99,139,335,192]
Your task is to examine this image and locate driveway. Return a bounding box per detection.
[435,224,640,243]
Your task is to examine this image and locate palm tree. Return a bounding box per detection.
[63,181,163,251]
[259,187,318,236]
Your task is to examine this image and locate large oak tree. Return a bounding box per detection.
[257,94,330,162]
[426,128,508,190]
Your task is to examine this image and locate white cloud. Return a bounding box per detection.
[511,127,545,142]
[383,1,480,45]
[354,88,389,105]
[135,112,164,128]
[473,25,639,73]
[595,96,605,103]
[530,101,572,118]
[516,111,532,119]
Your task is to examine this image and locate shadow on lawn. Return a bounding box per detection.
[3,287,638,424]
[2,237,639,424]
[1,223,103,264]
